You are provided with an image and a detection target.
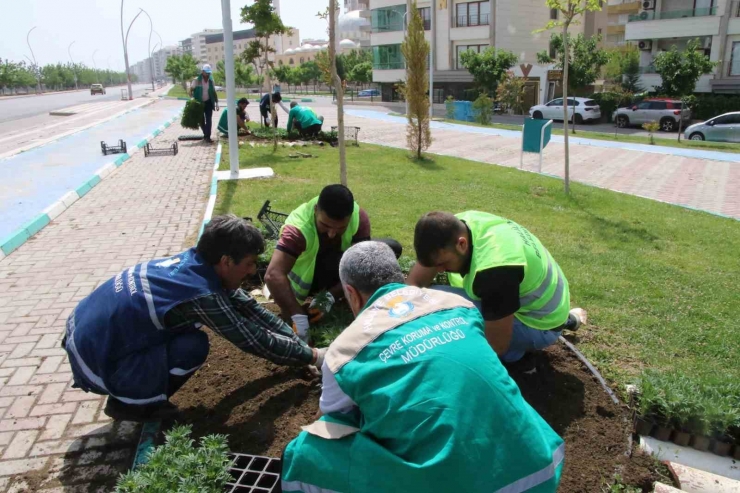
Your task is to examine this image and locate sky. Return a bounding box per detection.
[0,0,332,72]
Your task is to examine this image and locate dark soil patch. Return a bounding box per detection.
[172,330,670,492]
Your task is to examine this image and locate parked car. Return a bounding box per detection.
[613,98,690,132]
[684,112,740,143]
[358,89,380,97]
[215,86,224,91]
[529,97,601,124]
[90,84,106,95]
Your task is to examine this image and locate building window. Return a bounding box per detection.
[278,60,284,66]
[372,5,407,32]
[300,57,305,64]
[456,1,491,27]
[550,8,558,20]
[549,40,557,59]
[456,44,487,69]
[372,44,404,69]
[597,28,602,37]
[731,42,740,75]
[289,58,294,65]
[418,7,431,30]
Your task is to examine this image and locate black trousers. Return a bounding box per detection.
[202,100,215,139]
[296,122,323,137]
[261,106,277,127]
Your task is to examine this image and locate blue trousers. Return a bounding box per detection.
[67,329,209,405]
[431,286,561,363]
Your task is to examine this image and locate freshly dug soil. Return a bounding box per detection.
[172,328,670,492]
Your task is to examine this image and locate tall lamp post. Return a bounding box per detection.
[150,42,160,86]
[120,1,144,100]
[92,49,99,84]
[153,30,163,84]
[107,56,113,85]
[27,26,42,94]
[141,9,156,91]
[68,41,78,90]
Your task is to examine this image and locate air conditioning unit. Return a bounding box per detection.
[638,40,653,51]
[642,0,656,10]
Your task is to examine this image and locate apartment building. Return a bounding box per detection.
[204,28,300,67]
[151,45,182,81]
[369,0,604,105]
[191,29,224,64]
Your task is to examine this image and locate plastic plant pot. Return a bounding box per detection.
[652,425,672,442]
[634,416,654,436]
[672,430,691,447]
[710,439,732,457]
[691,435,711,452]
[224,453,281,493]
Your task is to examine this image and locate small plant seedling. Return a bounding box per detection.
[642,121,660,145]
[601,474,642,493]
[115,425,233,493]
[310,290,334,314]
[445,95,456,120]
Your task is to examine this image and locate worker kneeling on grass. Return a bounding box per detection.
[407,211,587,364]
[62,215,327,423]
[217,97,251,137]
[265,184,401,343]
[282,241,564,493]
[286,101,323,137]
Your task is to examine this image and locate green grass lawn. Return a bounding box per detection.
[435,117,740,154]
[214,141,740,407]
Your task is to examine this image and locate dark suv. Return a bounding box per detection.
[613,99,691,132]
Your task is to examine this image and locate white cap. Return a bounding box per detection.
[202,64,212,74]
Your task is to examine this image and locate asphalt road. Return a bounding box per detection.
[0,84,151,123]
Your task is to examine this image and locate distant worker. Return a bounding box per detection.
[287,101,324,137]
[265,185,401,342]
[259,92,283,127]
[281,241,564,493]
[407,211,587,363]
[63,215,326,423]
[218,98,251,137]
[189,64,219,143]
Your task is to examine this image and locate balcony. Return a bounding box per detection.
[628,7,717,22]
[607,1,640,15]
[454,14,490,27]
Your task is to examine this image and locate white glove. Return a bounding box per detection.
[292,314,310,342]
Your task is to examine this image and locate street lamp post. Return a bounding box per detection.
[92,49,99,84]
[151,42,160,86]
[120,0,144,101]
[141,9,156,91]
[107,57,113,85]
[153,30,163,84]
[68,41,78,90]
[27,26,42,94]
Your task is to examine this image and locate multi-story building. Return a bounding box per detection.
[151,45,182,81]
[369,0,606,105]
[192,29,224,64]
[204,28,300,67]
[340,0,372,48]
[624,0,740,93]
[180,37,193,57]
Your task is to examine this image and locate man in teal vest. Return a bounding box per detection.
[407,211,586,363]
[286,101,323,137]
[189,64,219,143]
[282,241,564,492]
[217,97,250,137]
[265,185,401,342]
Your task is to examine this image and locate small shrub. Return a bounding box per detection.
[115,425,233,493]
[590,91,633,123]
[472,93,493,125]
[642,121,660,145]
[445,95,455,120]
[181,99,204,130]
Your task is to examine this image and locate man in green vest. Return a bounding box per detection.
[217,98,250,137]
[286,102,324,137]
[281,241,564,493]
[265,185,401,342]
[188,64,219,143]
[407,211,586,363]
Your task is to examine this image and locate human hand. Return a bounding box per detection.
[308,292,335,323]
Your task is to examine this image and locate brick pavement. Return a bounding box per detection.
[0,121,214,491]
[300,105,740,220]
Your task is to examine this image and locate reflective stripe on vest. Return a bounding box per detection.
[495,442,565,493]
[517,254,566,321]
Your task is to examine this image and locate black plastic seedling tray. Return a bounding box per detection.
[225,453,281,493]
[178,134,205,141]
[144,142,178,157]
[331,126,360,146]
[257,200,288,240]
[101,139,127,155]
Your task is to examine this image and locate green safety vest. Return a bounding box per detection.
[191,75,217,103]
[281,196,360,303]
[448,211,570,330]
[282,283,564,493]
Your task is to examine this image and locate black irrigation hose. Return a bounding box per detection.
[559,336,633,458]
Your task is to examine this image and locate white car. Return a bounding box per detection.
[529,97,601,124]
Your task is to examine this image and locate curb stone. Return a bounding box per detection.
[0,112,182,260]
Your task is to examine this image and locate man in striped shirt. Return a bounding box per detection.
[63,215,325,422]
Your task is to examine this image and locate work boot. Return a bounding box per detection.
[564,308,588,331]
[103,397,181,423]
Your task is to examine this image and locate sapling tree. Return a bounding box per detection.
[400,1,432,159]
[537,0,603,195]
[241,0,291,150]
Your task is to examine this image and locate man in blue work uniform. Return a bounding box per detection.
[62,215,327,422]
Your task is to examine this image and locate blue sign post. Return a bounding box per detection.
[520,118,553,173]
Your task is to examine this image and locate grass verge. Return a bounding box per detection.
[214,140,740,430]
[167,85,329,101]
[437,118,740,154]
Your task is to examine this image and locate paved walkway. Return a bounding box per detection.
[0,121,214,491]
[336,109,740,220]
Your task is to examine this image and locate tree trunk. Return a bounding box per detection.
[265,45,277,151]
[562,22,571,195]
[329,0,347,186]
